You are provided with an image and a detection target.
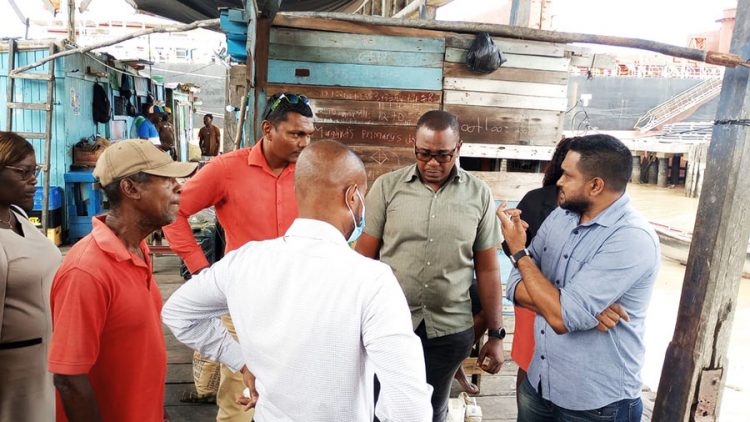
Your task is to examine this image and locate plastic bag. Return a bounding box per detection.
[466,32,506,73]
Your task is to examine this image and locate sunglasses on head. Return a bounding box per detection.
[265,93,310,119]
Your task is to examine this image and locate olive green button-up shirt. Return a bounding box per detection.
[364,164,499,338]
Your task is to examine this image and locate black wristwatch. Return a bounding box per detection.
[488,328,506,340]
[510,248,531,268]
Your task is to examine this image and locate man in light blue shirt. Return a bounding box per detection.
[501,134,659,422]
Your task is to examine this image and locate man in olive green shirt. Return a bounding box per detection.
[356,110,505,422]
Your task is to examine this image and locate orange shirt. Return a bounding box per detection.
[511,306,536,372]
[163,140,298,273]
[48,216,166,422]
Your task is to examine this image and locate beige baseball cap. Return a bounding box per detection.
[94,139,198,187]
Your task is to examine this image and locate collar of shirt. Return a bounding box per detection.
[91,215,149,268]
[402,164,464,185]
[566,192,631,229]
[284,218,348,247]
[246,138,296,178]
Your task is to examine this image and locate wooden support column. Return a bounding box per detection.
[631,154,641,184]
[653,1,750,420]
[510,0,532,27]
[420,5,437,19]
[648,155,659,184]
[224,64,247,152]
[671,154,682,185]
[657,155,669,187]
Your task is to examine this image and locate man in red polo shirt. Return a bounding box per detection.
[48,139,198,421]
[162,92,314,421]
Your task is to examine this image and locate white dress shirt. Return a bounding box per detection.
[162,218,433,422]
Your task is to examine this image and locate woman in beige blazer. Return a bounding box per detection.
[0,132,62,421]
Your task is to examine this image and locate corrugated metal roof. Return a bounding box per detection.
[129,0,361,23]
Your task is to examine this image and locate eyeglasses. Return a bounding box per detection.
[3,164,43,180]
[414,146,459,164]
[265,93,310,118]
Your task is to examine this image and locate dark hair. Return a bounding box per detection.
[262,92,314,126]
[205,114,213,120]
[567,134,633,192]
[102,172,151,208]
[416,110,459,134]
[542,137,574,187]
[0,131,35,167]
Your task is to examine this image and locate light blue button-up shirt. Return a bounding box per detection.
[506,193,660,411]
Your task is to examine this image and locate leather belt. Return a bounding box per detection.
[0,337,42,350]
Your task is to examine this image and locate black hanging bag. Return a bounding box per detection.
[92,82,112,124]
[466,32,507,73]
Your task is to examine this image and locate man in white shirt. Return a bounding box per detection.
[162,140,433,422]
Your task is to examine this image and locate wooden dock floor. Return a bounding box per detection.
[155,255,653,421]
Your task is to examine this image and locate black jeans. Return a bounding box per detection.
[416,321,475,422]
[374,322,474,422]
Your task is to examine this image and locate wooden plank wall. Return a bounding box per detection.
[443,34,570,146]
[0,48,67,187]
[267,28,445,183]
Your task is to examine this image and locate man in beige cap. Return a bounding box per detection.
[48,139,197,422]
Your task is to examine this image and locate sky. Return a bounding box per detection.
[0,0,740,49]
[439,0,736,47]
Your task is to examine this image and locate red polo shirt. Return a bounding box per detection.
[163,140,298,272]
[48,216,166,422]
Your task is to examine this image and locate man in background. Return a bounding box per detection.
[199,114,222,158]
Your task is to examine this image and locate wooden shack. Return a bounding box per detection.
[222,12,573,199]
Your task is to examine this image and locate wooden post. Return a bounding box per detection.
[648,155,658,184]
[510,0,532,27]
[224,65,247,152]
[657,156,669,187]
[66,0,76,44]
[420,5,437,19]
[653,1,750,420]
[631,154,641,184]
[671,154,682,186]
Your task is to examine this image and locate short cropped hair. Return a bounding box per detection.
[567,134,633,192]
[416,110,459,134]
[102,172,151,208]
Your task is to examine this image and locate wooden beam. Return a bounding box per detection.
[10,18,219,75]
[652,1,750,420]
[276,12,749,68]
[392,0,424,18]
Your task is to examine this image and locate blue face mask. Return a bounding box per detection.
[347,188,366,243]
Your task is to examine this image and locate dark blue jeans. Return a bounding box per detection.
[517,378,643,422]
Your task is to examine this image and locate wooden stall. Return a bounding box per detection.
[230,17,576,190]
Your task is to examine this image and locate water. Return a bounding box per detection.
[628,184,750,420]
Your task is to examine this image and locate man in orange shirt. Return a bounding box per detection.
[163,92,314,422]
[48,139,197,422]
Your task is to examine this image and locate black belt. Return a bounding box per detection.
[0,337,42,350]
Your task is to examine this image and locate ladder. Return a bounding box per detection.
[5,40,57,233]
[633,78,722,133]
